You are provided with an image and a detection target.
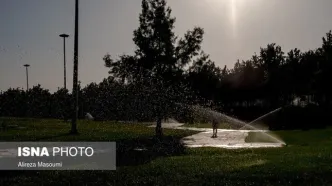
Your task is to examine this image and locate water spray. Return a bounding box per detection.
[177,103,286,145]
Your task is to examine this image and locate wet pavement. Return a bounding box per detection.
[149,123,284,149]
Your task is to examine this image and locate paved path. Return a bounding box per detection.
[149,123,285,149]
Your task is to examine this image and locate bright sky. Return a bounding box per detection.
[1,0,332,92]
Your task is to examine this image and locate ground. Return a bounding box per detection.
[182,122,234,129]
[149,123,284,148]
[0,117,332,186]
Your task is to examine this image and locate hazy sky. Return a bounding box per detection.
[1,0,332,92]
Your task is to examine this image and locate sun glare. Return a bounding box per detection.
[229,0,239,38]
[204,0,240,38]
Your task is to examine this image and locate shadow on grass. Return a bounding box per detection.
[34,133,72,141]
[199,156,332,186]
[117,135,186,166]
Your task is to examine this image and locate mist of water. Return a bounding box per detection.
[239,107,282,130]
[191,105,248,128]
[181,104,285,145]
[164,118,180,123]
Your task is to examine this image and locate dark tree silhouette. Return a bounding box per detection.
[51,88,71,120]
[25,85,51,118]
[104,0,205,137]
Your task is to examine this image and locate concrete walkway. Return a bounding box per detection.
[149,123,284,149]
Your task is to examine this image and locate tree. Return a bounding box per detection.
[81,83,99,119]
[51,88,71,119]
[279,48,302,104]
[0,88,27,117]
[104,0,205,137]
[187,52,221,105]
[316,31,332,107]
[259,43,285,107]
[26,85,52,118]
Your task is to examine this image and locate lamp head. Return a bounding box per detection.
[59,34,69,38]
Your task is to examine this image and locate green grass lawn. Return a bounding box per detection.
[1,117,332,186]
[0,117,196,141]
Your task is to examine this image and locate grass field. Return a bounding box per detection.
[1,117,332,186]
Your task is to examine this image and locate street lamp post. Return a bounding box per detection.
[59,34,69,89]
[71,0,79,134]
[23,64,30,91]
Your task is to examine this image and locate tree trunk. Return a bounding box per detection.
[155,116,163,138]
